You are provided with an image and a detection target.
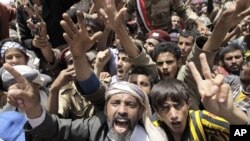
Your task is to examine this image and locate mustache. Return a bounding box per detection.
[230,64,241,68]
[112,114,129,123]
[111,114,133,129]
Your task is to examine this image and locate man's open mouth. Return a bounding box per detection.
[113,118,129,133]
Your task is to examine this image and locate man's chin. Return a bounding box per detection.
[114,124,129,134]
[108,127,132,141]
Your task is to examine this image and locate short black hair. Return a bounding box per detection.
[150,79,192,112]
[178,30,197,43]
[129,66,158,88]
[151,41,181,62]
[219,44,244,61]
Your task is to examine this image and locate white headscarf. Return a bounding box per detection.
[105,81,167,141]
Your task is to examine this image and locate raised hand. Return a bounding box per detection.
[235,0,250,18]
[222,0,250,28]
[60,11,102,58]
[31,22,51,49]
[24,4,42,21]
[50,65,75,91]
[188,53,249,124]
[99,0,127,31]
[24,4,43,36]
[4,63,43,118]
[23,4,51,50]
[95,49,111,70]
[99,72,111,84]
[188,53,233,115]
[94,49,111,78]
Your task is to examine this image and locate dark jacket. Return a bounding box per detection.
[24,85,111,141]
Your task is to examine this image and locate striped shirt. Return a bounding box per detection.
[154,110,229,141]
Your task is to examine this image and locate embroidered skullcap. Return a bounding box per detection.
[1,41,26,58]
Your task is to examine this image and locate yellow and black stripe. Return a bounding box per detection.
[153,110,230,141]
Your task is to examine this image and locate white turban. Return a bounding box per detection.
[105,81,167,141]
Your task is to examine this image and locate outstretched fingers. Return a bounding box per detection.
[24,4,43,21]
[76,11,87,35]
[61,13,78,39]
[199,53,212,79]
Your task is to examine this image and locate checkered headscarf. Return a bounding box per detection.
[1,41,26,58]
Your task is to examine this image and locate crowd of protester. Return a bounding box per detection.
[0,0,250,140]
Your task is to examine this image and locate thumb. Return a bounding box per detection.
[238,8,250,18]
[90,31,103,43]
[117,7,127,23]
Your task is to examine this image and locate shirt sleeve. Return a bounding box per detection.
[26,107,46,128]
[76,72,100,95]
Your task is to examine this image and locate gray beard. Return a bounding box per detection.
[107,127,133,141]
[108,122,133,141]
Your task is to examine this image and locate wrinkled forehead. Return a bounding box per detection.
[107,93,140,102]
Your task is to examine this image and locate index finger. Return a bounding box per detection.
[24,5,34,19]
[3,64,29,85]
[33,4,44,22]
[200,53,212,79]
[188,61,203,83]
